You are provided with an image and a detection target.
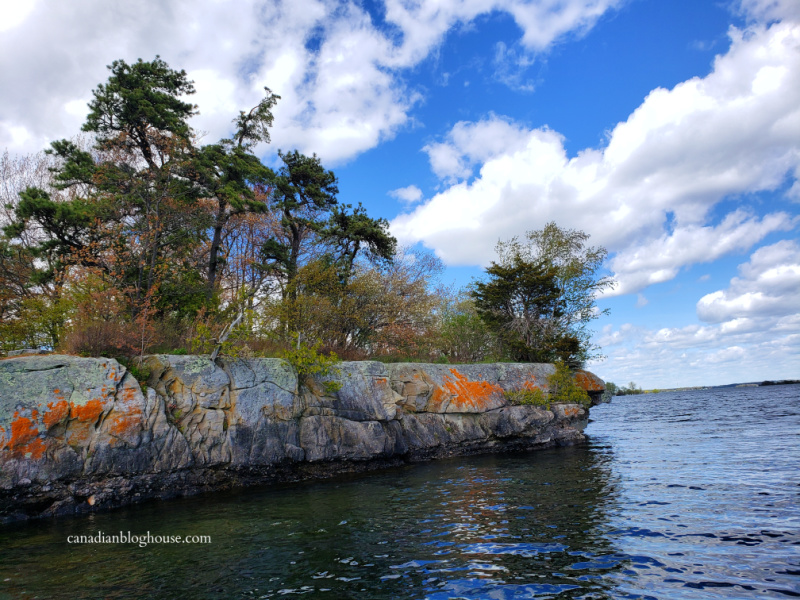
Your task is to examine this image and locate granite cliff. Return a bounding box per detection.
[0,355,603,523]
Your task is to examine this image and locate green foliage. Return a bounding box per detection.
[189,321,216,355]
[116,357,151,392]
[326,203,396,283]
[265,152,338,283]
[474,223,612,367]
[280,334,342,392]
[1,55,616,369]
[189,310,257,358]
[230,87,280,148]
[84,56,196,147]
[617,381,644,395]
[435,294,499,363]
[601,381,618,402]
[0,293,73,352]
[505,362,590,410]
[548,361,592,407]
[322,380,344,394]
[505,387,550,409]
[195,87,279,297]
[472,254,564,363]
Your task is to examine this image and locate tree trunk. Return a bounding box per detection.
[207,199,227,298]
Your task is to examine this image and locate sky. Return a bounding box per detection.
[1,0,799,388]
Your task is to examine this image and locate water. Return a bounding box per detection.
[1,384,798,599]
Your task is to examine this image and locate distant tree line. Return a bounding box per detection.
[0,57,611,369]
[601,381,645,401]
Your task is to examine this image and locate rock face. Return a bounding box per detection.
[0,355,604,523]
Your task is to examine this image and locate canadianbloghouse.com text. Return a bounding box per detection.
[67,531,211,548]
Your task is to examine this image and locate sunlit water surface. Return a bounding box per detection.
[1,385,798,599]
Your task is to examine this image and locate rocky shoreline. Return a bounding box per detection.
[0,355,604,523]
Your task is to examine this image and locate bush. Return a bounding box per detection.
[280,334,342,393]
[548,361,591,407]
[505,387,550,408]
[505,361,591,409]
[115,356,152,392]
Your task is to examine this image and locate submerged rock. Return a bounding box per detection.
[0,355,604,523]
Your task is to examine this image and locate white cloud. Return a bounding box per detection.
[692,345,746,366]
[392,20,800,293]
[590,317,800,388]
[590,241,800,388]
[390,185,424,204]
[696,239,800,323]
[0,1,38,33]
[492,41,537,91]
[739,0,800,22]
[595,322,644,347]
[608,210,795,295]
[423,115,534,181]
[0,0,622,163]
[382,0,622,65]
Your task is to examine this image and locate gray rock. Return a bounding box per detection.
[1,354,603,523]
[6,349,49,357]
[300,415,399,461]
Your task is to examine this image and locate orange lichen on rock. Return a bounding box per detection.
[5,412,46,460]
[427,385,449,412]
[8,413,38,446]
[43,400,70,429]
[106,387,143,440]
[522,379,546,392]
[106,409,142,440]
[71,398,105,423]
[438,368,504,412]
[573,370,604,393]
[64,398,107,449]
[563,406,580,417]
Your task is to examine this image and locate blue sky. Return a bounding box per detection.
[1,0,799,388]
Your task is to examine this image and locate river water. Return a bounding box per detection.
[1,384,798,599]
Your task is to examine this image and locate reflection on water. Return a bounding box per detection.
[1,384,798,599]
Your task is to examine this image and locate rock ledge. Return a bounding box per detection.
[0,355,604,523]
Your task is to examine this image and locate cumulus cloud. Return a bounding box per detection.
[0,0,622,163]
[696,239,800,323]
[739,0,800,22]
[590,241,800,387]
[608,211,795,295]
[390,185,424,204]
[590,317,800,387]
[423,116,534,181]
[392,20,800,293]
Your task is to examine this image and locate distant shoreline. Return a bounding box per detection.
[642,380,800,394]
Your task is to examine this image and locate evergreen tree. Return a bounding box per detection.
[475,223,612,366]
[472,254,566,363]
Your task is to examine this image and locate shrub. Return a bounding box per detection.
[115,357,151,392]
[548,360,591,407]
[505,361,591,409]
[281,334,342,393]
[505,387,550,409]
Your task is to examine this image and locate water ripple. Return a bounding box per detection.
[0,384,797,599]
